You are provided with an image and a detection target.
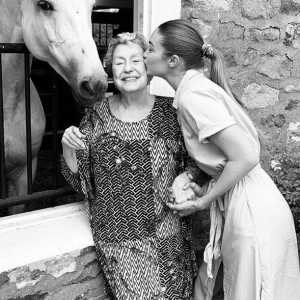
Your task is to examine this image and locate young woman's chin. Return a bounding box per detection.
[146,69,154,77]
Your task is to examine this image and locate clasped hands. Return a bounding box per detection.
[167,172,210,217]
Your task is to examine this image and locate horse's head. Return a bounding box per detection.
[21,0,108,107]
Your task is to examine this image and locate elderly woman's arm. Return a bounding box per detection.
[62,126,86,173]
[61,125,88,195]
[60,109,94,196]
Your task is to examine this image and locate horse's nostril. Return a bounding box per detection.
[79,80,94,98]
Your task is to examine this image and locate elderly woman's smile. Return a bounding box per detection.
[112,43,147,92]
[122,76,139,81]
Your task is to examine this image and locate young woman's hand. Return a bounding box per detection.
[167,193,210,217]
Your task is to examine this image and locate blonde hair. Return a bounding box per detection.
[105,32,149,76]
[157,19,265,147]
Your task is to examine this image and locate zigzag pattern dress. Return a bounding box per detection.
[61,96,199,300]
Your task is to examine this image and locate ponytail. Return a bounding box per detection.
[209,48,266,149]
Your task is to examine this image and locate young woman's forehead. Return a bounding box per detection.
[149,30,163,48]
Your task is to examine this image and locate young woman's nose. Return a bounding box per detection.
[143,50,148,59]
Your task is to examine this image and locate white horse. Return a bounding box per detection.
[0,0,108,214]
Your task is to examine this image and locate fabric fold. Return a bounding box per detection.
[203,179,225,278]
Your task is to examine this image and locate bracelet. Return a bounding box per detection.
[185,171,194,182]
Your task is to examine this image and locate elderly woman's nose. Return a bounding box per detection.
[124,62,133,72]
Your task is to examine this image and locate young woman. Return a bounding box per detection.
[144,19,300,300]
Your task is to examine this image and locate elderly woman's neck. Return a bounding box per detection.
[119,89,151,107]
[109,89,155,122]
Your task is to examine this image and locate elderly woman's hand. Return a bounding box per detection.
[167,181,210,216]
[170,173,195,204]
[62,126,86,151]
[61,126,86,174]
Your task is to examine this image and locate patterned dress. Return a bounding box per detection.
[61,96,200,300]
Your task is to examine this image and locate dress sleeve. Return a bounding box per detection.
[60,154,84,195]
[60,110,96,217]
[180,86,236,143]
[181,135,211,185]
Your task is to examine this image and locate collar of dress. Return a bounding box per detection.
[172,69,204,109]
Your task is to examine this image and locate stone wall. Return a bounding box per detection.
[181,0,300,164]
[0,203,108,300]
[0,247,107,300]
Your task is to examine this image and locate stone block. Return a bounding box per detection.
[284,23,300,48]
[181,7,193,20]
[190,8,219,23]
[191,19,212,38]
[280,0,300,15]
[0,273,9,288]
[218,22,245,40]
[182,0,194,7]
[241,0,273,19]
[249,27,280,41]
[241,83,279,109]
[261,114,286,127]
[257,54,293,79]
[284,84,300,92]
[193,0,233,12]
[224,51,237,68]
[243,48,260,66]
[0,246,106,300]
[287,122,300,143]
[285,100,300,110]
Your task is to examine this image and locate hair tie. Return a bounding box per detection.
[201,43,214,59]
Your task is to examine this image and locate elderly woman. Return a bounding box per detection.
[61,32,204,300]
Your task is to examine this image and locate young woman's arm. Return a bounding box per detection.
[167,124,259,216]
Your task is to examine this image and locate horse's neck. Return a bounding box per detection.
[0,0,23,42]
[0,0,32,113]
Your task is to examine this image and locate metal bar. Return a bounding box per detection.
[44,130,64,136]
[24,52,32,194]
[0,187,76,209]
[52,70,58,189]
[0,43,78,211]
[0,53,6,199]
[0,43,29,54]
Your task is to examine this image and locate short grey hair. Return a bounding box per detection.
[105,32,149,76]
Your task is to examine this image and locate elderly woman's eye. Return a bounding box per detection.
[38,1,53,11]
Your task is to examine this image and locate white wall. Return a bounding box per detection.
[0,203,93,273]
[139,0,181,97]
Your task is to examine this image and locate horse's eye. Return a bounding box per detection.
[38,1,53,11]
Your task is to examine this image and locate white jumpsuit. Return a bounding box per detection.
[173,69,300,300]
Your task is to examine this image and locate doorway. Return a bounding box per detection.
[92,0,134,96]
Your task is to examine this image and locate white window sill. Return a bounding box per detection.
[0,202,93,273]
